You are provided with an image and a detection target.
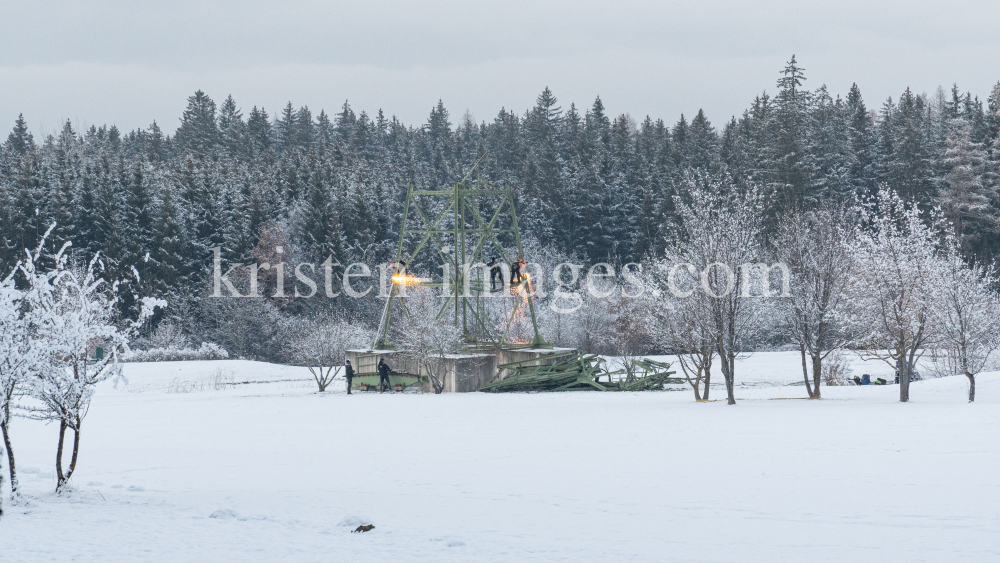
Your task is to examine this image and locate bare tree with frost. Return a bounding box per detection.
[928,239,1000,402]
[842,189,945,403]
[293,319,373,392]
[774,203,855,398]
[643,263,716,401]
[21,242,163,492]
[0,265,35,504]
[668,182,771,405]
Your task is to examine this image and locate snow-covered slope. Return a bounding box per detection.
[3,354,997,562]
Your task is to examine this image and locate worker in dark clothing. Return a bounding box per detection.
[345,359,355,394]
[510,258,523,283]
[489,257,503,290]
[378,358,392,393]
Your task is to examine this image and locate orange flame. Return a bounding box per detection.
[511,272,533,296]
[392,274,423,286]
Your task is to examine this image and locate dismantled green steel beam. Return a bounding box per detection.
[481,353,680,393]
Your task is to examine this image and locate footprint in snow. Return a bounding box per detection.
[127,486,144,492]
[87,481,104,487]
[431,538,467,547]
[209,509,246,521]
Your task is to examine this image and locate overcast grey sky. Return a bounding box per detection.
[2,0,1000,137]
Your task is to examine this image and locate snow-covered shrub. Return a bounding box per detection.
[135,321,189,350]
[821,351,853,386]
[123,342,229,362]
[166,368,235,393]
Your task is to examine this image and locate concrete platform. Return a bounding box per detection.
[346,349,497,393]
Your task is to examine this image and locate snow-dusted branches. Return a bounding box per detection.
[642,263,716,401]
[841,188,946,402]
[668,181,771,404]
[0,267,33,502]
[928,241,1000,402]
[774,202,854,398]
[293,319,372,392]
[18,235,164,491]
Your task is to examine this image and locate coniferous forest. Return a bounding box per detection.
[3,57,1000,359]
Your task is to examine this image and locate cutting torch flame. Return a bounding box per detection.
[512,272,532,295]
[392,274,423,286]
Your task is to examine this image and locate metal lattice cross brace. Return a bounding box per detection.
[373,159,546,350]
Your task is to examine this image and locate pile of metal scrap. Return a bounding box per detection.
[607,358,683,391]
[480,352,679,393]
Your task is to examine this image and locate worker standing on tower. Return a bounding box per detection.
[511,258,523,284]
[489,256,503,290]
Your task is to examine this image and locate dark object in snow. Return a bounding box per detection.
[345,360,354,394]
[353,524,375,533]
[853,375,862,385]
[861,374,871,385]
[481,352,679,392]
[875,378,887,385]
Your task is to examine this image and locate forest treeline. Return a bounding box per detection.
[2,56,999,353]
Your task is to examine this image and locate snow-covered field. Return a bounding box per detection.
[2,352,998,562]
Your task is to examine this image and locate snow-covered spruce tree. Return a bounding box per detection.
[643,261,716,401]
[21,242,163,493]
[842,188,945,403]
[0,267,34,504]
[293,319,373,392]
[938,117,999,263]
[394,289,463,394]
[669,180,771,405]
[929,239,1000,402]
[774,203,854,398]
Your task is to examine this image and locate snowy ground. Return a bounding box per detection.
[2,352,998,562]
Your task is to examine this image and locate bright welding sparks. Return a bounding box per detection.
[392,274,423,286]
[512,272,532,295]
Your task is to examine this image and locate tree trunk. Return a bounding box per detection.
[899,367,910,403]
[723,355,736,405]
[703,365,711,400]
[966,372,975,402]
[687,371,702,401]
[800,345,814,398]
[1,420,17,499]
[56,419,81,493]
[811,353,823,399]
[55,420,67,489]
[67,424,81,485]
